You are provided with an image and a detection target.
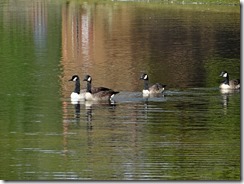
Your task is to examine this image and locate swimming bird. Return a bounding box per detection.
[69,75,115,101]
[83,75,119,101]
[219,71,240,90]
[69,75,85,101]
[140,73,166,96]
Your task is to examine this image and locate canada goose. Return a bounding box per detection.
[69,75,116,101]
[140,73,166,96]
[83,75,119,101]
[219,71,240,90]
[69,75,85,101]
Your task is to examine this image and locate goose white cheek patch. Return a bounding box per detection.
[223,73,227,77]
[73,77,77,81]
[144,75,148,80]
[87,77,91,82]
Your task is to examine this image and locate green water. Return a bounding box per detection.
[0,0,240,180]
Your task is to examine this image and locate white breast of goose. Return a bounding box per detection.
[142,89,150,96]
[71,92,85,100]
[220,83,232,89]
[85,92,95,101]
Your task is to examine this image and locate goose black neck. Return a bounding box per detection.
[86,81,92,93]
[223,75,229,85]
[144,79,149,90]
[74,80,80,94]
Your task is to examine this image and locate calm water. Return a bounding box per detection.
[0,0,240,180]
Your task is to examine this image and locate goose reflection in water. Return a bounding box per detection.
[84,101,93,130]
[83,100,117,130]
[70,100,81,126]
[74,102,81,119]
[220,88,240,115]
[71,100,93,130]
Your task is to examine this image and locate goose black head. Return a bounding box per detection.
[140,73,149,80]
[83,75,92,82]
[220,71,228,78]
[69,75,80,82]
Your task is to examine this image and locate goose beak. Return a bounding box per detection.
[68,78,73,81]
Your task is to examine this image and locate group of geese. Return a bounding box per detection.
[69,71,240,102]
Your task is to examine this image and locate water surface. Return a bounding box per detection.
[0,0,240,180]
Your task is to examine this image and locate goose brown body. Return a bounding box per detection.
[219,71,240,90]
[83,75,119,101]
[140,73,166,96]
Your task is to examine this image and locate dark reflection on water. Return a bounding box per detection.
[0,0,240,181]
[60,1,240,93]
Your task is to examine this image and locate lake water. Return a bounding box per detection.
[0,0,240,181]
